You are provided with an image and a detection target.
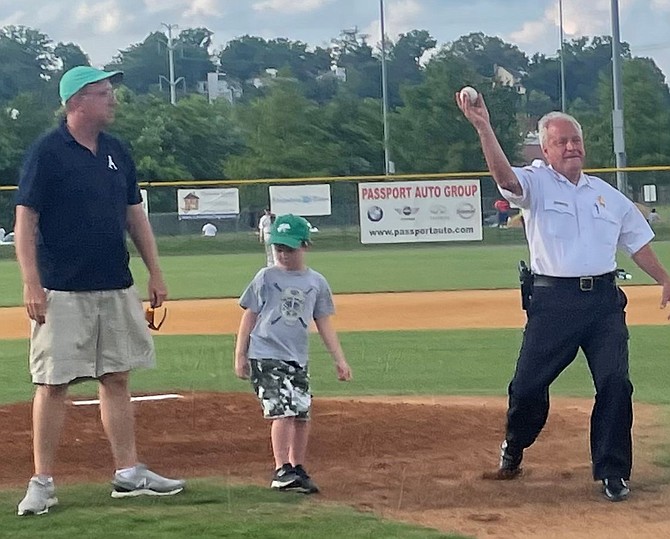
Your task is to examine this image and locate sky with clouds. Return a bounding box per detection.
[1,0,670,80]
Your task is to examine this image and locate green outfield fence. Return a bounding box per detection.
[2,166,670,251]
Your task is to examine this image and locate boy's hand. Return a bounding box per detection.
[235,356,250,379]
[335,359,352,381]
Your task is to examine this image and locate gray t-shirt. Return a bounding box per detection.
[239,266,335,367]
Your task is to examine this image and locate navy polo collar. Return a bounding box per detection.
[58,118,109,151]
[57,119,77,144]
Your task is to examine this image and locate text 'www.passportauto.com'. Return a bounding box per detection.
[368,226,475,238]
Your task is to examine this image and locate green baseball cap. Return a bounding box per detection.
[269,214,312,248]
[59,65,124,104]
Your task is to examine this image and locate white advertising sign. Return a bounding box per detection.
[269,184,331,216]
[643,184,657,203]
[177,188,240,220]
[140,189,149,216]
[358,180,482,244]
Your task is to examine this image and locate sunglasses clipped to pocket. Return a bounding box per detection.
[145,306,167,331]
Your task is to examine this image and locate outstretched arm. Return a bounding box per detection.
[455,91,522,196]
[631,243,670,317]
[315,316,352,381]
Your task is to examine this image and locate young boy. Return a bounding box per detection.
[234,214,352,494]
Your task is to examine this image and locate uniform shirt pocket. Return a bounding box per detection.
[543,200,577,239]
[592,205,620,246]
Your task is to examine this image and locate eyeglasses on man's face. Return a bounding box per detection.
[80,88,117,100]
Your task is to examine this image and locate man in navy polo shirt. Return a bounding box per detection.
[14,66,185,516]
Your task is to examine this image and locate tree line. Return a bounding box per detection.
[1,25,670,214]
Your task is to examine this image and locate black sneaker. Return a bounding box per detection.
[270,464,300,490]
[497,440,523,479]
[294,465,320,494]
[602,478,630,502]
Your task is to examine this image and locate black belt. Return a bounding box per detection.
[533,273,616,291]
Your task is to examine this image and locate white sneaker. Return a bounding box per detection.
[17,477,58,516]
[111,464,185,498]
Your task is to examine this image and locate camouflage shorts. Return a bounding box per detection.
[249,359,311,419]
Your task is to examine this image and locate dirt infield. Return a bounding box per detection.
[1,286,668,339]
[1,288,670,538]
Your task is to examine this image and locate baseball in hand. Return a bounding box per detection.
[459,86,478,104]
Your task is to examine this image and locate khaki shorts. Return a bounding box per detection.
[30,287,155,385]
[249,359,311,420]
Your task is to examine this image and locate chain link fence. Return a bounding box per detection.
[2,167,670,259]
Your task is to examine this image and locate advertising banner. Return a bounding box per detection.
[177,188,240,220]
[269,184,331,216]
[358,179,482,244]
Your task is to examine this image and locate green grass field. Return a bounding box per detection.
[2,241,669,307]
[0,481,465,539]
[2,242,670,537]
[3,327,670,406]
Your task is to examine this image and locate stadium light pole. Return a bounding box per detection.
[379,0,392,175]
[610,0,628,194]
[558,0,567,112]
[160,23,184,105]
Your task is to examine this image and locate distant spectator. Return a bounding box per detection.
[305,220,319,233]
[258,208,275,266]
[647,208,661,227]
[201,223,218,237]
[0,228,15,244]
[493,198,511,228]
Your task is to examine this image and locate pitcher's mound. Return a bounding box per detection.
[1,393,668,539]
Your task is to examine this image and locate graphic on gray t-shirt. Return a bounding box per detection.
[271,285,308,328]
[239,266,335,367]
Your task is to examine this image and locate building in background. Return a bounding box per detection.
[197,73,243,104]
[493,64,526,95]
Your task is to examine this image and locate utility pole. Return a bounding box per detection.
[558,0,567,112]
[379,0,392,175]
[159,23,184,105]
[610,0,628,194]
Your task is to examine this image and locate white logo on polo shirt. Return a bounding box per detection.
[108,155,118,170]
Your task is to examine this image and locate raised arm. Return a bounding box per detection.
[455,91,522,196]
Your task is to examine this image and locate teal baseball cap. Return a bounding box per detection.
[59,66,123,104]
[269,214,312,248]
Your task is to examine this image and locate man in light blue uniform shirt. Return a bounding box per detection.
[457,94,670,502]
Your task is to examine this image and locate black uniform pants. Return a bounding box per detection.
[505,279,632,480]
